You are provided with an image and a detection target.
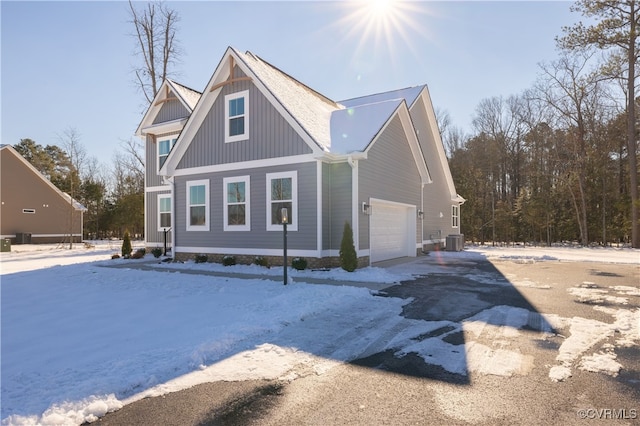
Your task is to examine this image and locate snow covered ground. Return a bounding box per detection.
[1,244,638,425]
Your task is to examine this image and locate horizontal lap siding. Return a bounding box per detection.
[175,162,317,251]
[358,115,423,250]
[177,68,312,170]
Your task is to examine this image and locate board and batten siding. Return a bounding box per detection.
[153,93,190,124]
[322,162,352,251]
[177,68,313,170]
[358,114,423,251]
[145,190,171,245]
[410,99,458,241]
[174,162,317,252]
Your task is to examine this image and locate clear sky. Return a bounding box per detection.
[1,1,580,165]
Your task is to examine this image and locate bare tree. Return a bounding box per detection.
[129,0,181,107]
[58,127,86,249]
[557,0,640,247]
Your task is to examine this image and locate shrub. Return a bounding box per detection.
[121,231,132,257]
[111,254,120,260]
[339,221,358,272]
[131,248,146,259]
[222,255,236,266]
[254,256,270,268]
[292,257,307,271]
[151,247,163,258]
[194,253,208,264]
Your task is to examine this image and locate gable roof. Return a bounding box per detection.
[135,79,202,137]
[0,145,87,211]
[339,85,425,109]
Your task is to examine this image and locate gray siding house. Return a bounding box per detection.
[0,145,86,244]
[137,47,464,266]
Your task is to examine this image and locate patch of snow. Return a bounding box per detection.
[568,287,629,305]
[468,245,639,265]
[549,365,572,382]
[579,351,622,377]
[612,286,640,296]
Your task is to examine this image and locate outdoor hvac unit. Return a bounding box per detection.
[446,234,464,252]
[15,232,32,244]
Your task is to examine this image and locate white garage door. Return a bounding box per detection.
[370,201,414,263]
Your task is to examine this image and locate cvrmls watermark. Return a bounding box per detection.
[577,408,637,420]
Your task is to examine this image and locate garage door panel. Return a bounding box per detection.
[370,202,410,263]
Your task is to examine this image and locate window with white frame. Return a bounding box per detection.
[266,171,297,231]
[158,137,177,169]
[223,176,250,231]
[224,90,249,143]
[452,205,459,228]
[186,180,209,231]
[158,195,171,231]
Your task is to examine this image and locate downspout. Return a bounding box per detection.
[347,155,359,259]
[166,175,176,257]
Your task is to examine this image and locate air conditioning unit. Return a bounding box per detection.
[446,234,464,252]
[15,232,32,244]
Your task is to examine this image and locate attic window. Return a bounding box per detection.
[225,90,249,143]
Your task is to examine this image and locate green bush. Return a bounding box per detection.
[194,253,208,264]
[254,256,270,268]
[339,221,358,272]
[121,231,132,257]
[292,257,307,271]
[151,247,163,258]
[222,255,236,266]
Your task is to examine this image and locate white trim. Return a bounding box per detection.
[158,194,172,232]
[321,249,370,258]
[176,246,372,258]
[224,90,250,143]
[186,179,210,231]
[266,171,298,231]
[316,161,323,255]
[171,154,317,177]
[348,157,359,253]
[157,136,178,172]
[30,233,83,238]
[140,117,188,136]
[223,176,251,231]
[145,185,171,193]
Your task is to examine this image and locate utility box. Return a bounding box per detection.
[15,233,32,244]
[1,239,10,252]
[446,234,464,252]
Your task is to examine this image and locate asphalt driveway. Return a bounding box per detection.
[94,253,639,425]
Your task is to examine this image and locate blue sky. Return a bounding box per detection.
[1,1,580,164]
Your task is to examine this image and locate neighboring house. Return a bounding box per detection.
[0,144,86,244]
[137,46,464,267]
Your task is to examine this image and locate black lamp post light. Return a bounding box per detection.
[281,207,288,285]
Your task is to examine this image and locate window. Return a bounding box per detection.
[158,137,177,169]
[225,91,249,142]
[223,176,250,231]
[452,205,459,228]
[158,195,171,231]
[186,180,209,231]
[266,171,297,231]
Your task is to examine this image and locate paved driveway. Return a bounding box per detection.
[97,254,639,425]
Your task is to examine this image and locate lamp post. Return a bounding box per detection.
[281,207,288,285]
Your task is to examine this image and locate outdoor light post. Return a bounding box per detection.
[281,208,288,285]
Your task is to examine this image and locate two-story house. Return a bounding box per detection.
[136,47,464,267]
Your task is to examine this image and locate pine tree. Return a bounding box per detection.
[122,230,133,257]
[339,221,358,272]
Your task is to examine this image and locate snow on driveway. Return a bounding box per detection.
[1,244,638,425]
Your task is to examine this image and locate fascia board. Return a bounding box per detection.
[161,47,236,176]
[414,87,459,198]
[140,117,188,136]
[134,80,173,137]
